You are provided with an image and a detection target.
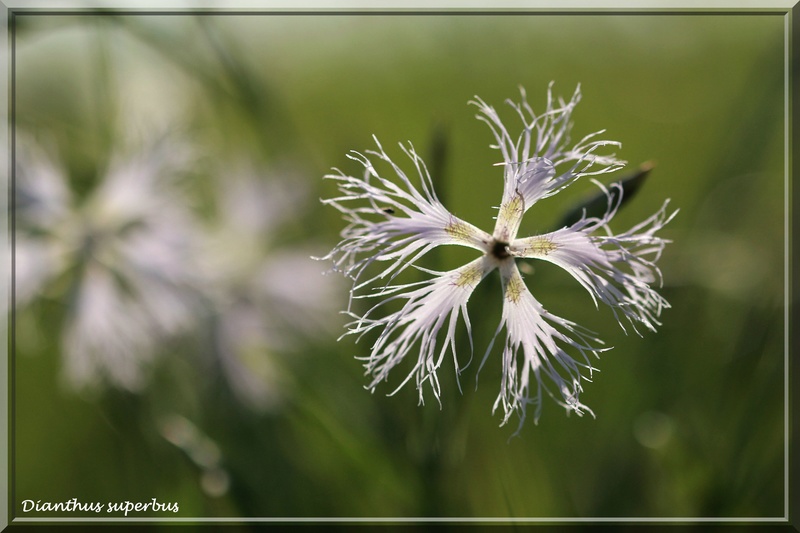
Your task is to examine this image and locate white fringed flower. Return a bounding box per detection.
[198,167,344,410]
[320,84,676,431]
[15,136,201,391]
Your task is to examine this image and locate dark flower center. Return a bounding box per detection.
[491,239,511,260]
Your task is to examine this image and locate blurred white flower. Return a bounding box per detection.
[321,84,676,431]
[15,136,202,390]
[198,167,343,410]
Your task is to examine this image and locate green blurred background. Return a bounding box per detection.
[12,13,786,520]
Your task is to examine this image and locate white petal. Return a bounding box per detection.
[13,236,68,308]
[63,264,156,391]
[471,84,625,242]
[320,136,492,291]
[349,255,497,405]
[510,187,677,334]
[483,260,605,431]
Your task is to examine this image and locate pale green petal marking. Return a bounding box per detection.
[494,192,524,242]
[504,269,526,304]
[444,219,475,241]
[513,236,558,257]
[454,261,485,289]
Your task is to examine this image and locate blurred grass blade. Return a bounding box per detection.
[428,122,449,204]
[555,160,655,229]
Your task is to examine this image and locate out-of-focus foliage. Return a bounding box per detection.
[13,13,785,521]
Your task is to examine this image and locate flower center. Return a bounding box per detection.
[491,239,511,260]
